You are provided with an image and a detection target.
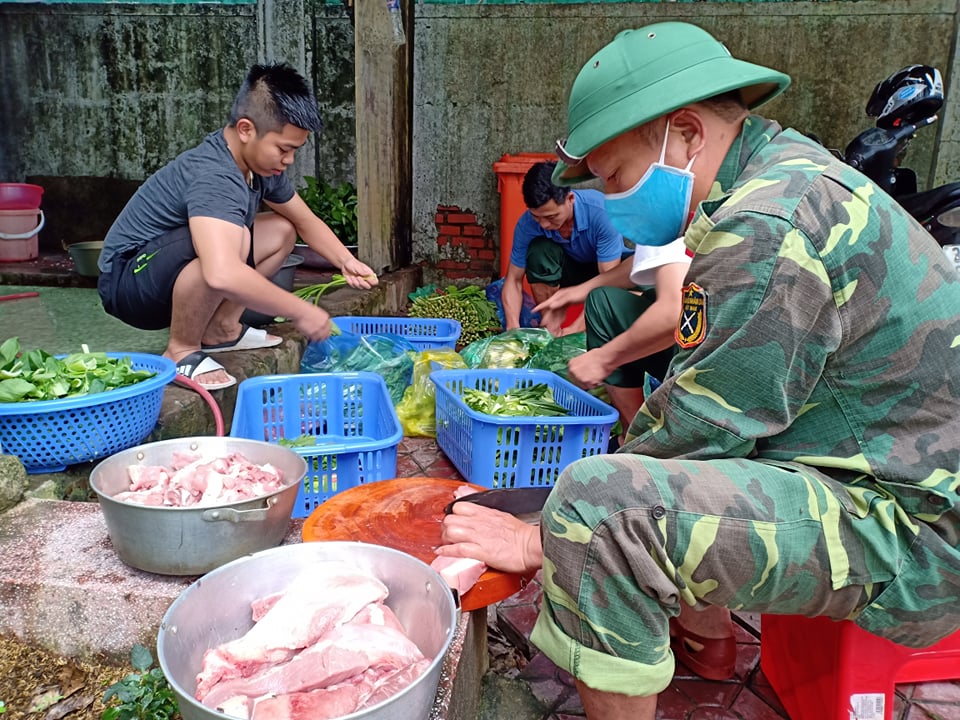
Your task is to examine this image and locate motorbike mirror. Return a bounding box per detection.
[938,207,960,229]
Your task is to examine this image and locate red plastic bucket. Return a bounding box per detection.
[0,183,44,211]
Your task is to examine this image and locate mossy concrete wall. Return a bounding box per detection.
[1,0,958,272]
[0,0,354,250]
[413,0,960,278]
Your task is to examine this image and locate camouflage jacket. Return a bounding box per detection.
[625,116,960,548]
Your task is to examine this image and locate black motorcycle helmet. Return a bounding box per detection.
[866,64,944,129]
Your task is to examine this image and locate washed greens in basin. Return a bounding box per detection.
[0,337,157,403]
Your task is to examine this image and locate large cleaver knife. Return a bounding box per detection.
[444,486,553,524]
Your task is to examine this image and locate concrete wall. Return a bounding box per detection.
[0,0,353,250]
[2,0,958,272]
[413,0,960,281]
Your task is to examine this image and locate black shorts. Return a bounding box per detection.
[98,226,198,331]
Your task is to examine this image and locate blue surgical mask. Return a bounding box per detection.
[603,121,696,247]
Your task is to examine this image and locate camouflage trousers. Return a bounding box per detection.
[529,454,960,696]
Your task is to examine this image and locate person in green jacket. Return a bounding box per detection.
[437,22,960,719]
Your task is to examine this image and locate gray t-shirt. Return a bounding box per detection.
[99,129,295,273]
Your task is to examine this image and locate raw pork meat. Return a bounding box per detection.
[250,684,361,720]
[431,485,488,596]
[430,555,487,596]
[113,452,285,507]
[195,562,389,700]
[201,621,425,710]
[249,659,432,720]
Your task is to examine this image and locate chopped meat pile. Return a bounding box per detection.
[111,451,285,507]
[195,561,430,720]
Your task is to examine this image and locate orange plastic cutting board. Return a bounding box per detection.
[301,477,534,611]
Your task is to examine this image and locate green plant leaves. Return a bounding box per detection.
[130,644,153,672]
[101,645,179,720]
[0,338,156,403]
[462,383,569,417]
[297,177,358,246]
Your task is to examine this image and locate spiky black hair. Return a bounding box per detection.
[229,62,323,135]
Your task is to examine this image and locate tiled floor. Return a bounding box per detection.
[397,437,960,720]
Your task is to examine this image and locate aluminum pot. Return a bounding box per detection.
[158,542,458,720]
[239,253,304,327]
[89,436,307,575]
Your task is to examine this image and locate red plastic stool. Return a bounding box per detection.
[761,614,960,720]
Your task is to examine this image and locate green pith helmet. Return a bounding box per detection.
[553,22,791,184]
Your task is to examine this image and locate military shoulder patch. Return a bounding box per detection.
[676,282,707,348]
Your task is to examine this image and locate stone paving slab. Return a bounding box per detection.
[0,497,305,658]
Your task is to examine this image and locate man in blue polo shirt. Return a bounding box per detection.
[500,161,630,334]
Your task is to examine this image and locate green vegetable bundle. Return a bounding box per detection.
[461,383,569,417]
[0,337,157,403]
[407,285,501,346]
[294,274,348,305]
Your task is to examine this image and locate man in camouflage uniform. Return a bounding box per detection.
[437,21,960,719]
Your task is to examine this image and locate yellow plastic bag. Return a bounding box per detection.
[395,349,467,437]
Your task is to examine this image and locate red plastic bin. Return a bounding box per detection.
[492,152,556,279]
[760,614,960,720]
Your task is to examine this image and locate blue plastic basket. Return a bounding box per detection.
[431,368,618,489]
[332,316,462,350]
[229,372,403,518]
[0,353,176,474]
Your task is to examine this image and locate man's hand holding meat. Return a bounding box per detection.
[436,502,542,575]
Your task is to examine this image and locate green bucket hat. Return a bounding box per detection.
[553,22,791,184]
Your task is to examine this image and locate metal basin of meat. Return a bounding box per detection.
[89,436,307,575]
[158,542,458,720]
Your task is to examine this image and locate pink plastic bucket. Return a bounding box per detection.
[0,209,44,262]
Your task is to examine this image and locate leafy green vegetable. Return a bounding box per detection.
[294,274,349,305]
[101,644,179,720]
[0,338,157,403]
[462,383,569,417]
[296,177,358,246]
[278,434,318,448]
[407,284,501,346]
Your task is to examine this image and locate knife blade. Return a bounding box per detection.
[444,486,553,524]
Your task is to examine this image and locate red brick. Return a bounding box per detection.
[435,213,446,225]
[438,224,462,236]
[437,204,460,212]
[462,225,485,237]
[466,237,486,249]
[437,260,468,269]
[446,213,477,224]
[476,249,496,260]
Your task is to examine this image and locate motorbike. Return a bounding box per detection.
[839,64,960,271]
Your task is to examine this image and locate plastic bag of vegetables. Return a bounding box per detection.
[524,332,587,381]
[524,332,620,411]
[460,328,554,369]
[300,332,415,404]
[395,349,467,437]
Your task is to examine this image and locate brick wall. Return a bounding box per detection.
[431,204,498,281]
